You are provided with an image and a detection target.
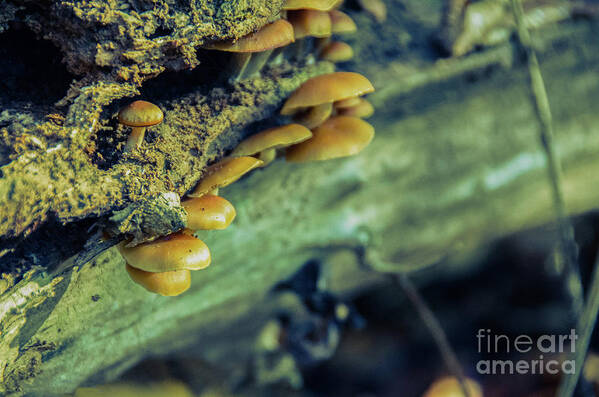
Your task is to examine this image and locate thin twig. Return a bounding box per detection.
[510,0,583,314]
[393,274,471,397]
[355,246,471,397]
[510,0,590,395]
[557,252,599,397]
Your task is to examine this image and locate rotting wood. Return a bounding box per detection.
[1,21,599,395]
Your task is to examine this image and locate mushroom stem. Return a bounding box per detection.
[124,126,147,152]
[294,102,333,129]
[314,37,331,53]
[269,47,285,66]
[258,148,277,165]
[229,53,254,82]
[288,39,307,60]
[238,49,274,80]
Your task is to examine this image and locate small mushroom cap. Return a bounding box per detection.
[422,376,483,397]
[286,116,374,162]
[205,20,294,53]
[337,98,374,118]
[283,0,340,11]
[329,10,357,33]
[189,156,263,197]
[126,265,191,296]
[182,194,237,230]
[232,124,313,156]
[319,41,353,62]
[288,10,332,39]
[119,232,211,272]
[334,96,361,109]
[118,100,164,127]
[357,0,387,22]
[293,102,333,129]
[281,72,374,115]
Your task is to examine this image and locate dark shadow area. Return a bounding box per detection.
[0,216,96,275]
[0,26,75,110]
[139,49,236,103]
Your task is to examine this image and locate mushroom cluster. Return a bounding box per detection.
[114,0,376,296]
[280,71,376,162]
[114,190,239,295]
[119,233,210,296]
[284,0,357,64]
[113,156,257,296]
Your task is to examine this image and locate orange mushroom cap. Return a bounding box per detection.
[319,41,353,62]
[118,100,163,127]
[232,124,313,157]
[288,10,332,39]
[118,232,211,272]
[189,156,263,197]
[281,72,374,115]
[293,102,333,129]
[283,0,340,11]
[126,265,191,296]
[422,376,483,397]
[329,10,357,33]
[182,194,237,230]
[205,20,295,53]
[336,98,374,118]
[286,116,374,162]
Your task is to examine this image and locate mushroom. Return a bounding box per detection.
[311,10,354,54]
[293,102,333,129]
[288,9,332,40]
[329,10,357,34]
[125,265,191,296]
[357,0,387,22]
[280,72,374,116]
[182,194,237,230]
[204,20,295,81]
[336,98,374,118]
[283,0,341,11]
[286,116,374,162]
[118,232,211,272]
[422,376,483,397]
[118,100,164,152]
[333,96,361,109]
[318,41,353,62]
[189,156,263,197]
[231,124,313,165]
